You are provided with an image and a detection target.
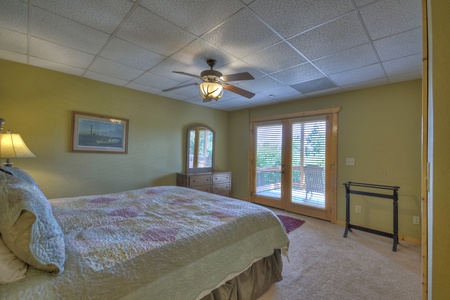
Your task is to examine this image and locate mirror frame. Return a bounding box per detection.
[186,124,215,173]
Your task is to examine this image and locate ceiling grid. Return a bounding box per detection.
[0,0,422,111]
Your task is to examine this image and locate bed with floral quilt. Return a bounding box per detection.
[0,167,289,300]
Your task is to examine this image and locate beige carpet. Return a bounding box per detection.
[259,209,421,300]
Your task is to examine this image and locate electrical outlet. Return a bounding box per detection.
[413,216,420,225]
[355,205,361,214]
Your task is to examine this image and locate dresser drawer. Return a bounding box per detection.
[176,172,231,197]
[213,172,231,183]
[192,185,212,193]
[189,174,211,187]
[213,183,231,196]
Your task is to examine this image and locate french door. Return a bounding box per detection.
[250,108,339,221]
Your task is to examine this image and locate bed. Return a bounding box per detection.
[0,167,289,300]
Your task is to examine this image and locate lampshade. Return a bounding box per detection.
[199,82,224,102]
[0,131,35,167]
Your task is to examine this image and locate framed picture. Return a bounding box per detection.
[71,111,129,154]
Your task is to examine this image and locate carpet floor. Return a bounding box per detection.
[259,209,421,300]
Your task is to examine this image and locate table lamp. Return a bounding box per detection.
[0,127,35,167]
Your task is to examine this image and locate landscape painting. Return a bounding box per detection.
[71,112,129,153]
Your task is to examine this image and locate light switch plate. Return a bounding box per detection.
[346,158,355,166]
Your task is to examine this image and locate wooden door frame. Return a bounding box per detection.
[421,0,429,298]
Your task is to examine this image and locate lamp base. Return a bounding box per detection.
[3,158,12,167]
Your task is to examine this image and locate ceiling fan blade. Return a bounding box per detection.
[221,72,254,82]
[172,71,201,79]
[223,84,255,99]
[162,83,199,92]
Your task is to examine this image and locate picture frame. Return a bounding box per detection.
[71,111,129,154]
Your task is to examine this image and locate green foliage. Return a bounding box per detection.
[256,143,282,167]
[305,124,325,158]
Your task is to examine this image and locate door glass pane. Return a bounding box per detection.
[255,124,282,199]
[291,118,326,208]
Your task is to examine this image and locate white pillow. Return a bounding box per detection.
[0,236,28,284]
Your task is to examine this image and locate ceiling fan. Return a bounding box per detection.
[162,59,255,102]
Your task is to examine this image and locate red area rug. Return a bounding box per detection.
[277,215,305,233]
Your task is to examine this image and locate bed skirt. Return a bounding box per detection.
[200,249,283,300]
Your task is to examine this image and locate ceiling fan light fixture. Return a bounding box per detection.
[199,82,224,102]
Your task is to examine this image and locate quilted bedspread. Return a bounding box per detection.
[0,186,289,300]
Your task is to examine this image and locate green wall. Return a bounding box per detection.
[0,59,422,242]
[0,59,229,199]
[229,80,422,241]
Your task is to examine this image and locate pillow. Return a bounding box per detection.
[0,236,28,284]
[4,166,38,186]
[0,171,66,275]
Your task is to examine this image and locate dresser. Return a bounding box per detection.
[176,171,232,197]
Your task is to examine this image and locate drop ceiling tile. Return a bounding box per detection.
[0,27,27,54]
[29,57,85,76]
[132,72,181,90]
[383,54,422,77]
[30,37,94,68]
[147,58,202,82]
[33,0,133,34]
[289,12,369,60]
[290,77,338,94]
[100,38,165,71]
[374,28,422,61]
[89,57,144,81]
[250,0,353,38]
[236,75,284,94]
[84,71,129,86]
[354,0,377,7]
[0,49,27,64]
[31,7,110,54]
[202,8,281,58]
[116,6,196,56]
[388,70,421,83]
[341,77,389,91]
[125,82,161,95]
[329,63,386,86]
[160,79,200,98]
[247,87,302,105]
[270,63,324,85]
[258,86,303,102]
[245,94,280,106]
[242,42,307,74]
[0,0,28,33]
[218,60,266,79]
[302,86,343,98]
[360,0,422,40]
[170,39,236,70]
[140,0,244,36]
[312,43,379,75]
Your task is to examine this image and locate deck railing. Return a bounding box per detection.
[256,166,324,193]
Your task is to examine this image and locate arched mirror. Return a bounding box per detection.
[186,124,214,173]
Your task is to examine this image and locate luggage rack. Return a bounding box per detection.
[343,181,400,251]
